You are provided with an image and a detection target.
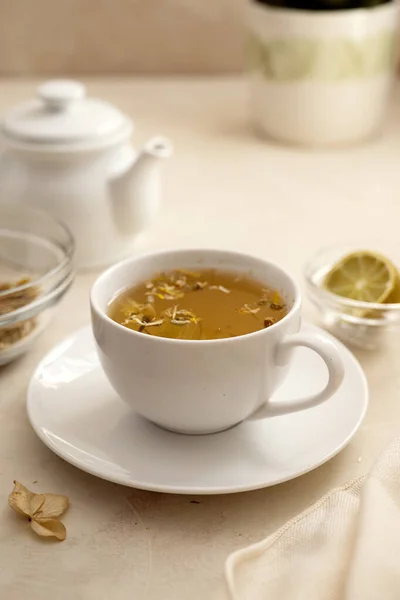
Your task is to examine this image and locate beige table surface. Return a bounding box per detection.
[1,78,400,600]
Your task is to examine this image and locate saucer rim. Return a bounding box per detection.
[27,323,368,495]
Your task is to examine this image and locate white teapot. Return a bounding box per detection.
[0,80,172,269]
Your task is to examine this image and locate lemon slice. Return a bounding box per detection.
[323,251,400,304]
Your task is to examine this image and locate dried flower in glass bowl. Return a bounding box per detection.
[0,204,74,365]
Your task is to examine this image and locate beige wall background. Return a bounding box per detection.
[0,0,246,75]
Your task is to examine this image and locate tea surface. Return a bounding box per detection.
[108,269,288,340]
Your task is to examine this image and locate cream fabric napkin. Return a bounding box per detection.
[225,438,400,600]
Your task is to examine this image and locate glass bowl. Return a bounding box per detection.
[0,203,75,365]
[304,243,400,350]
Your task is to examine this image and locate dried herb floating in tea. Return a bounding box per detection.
[164,305,201,325]
[238,304,261,315]
[0,278,39,351]
[270,303,284,311]
[108,269,288,340]
[264,317,275,328]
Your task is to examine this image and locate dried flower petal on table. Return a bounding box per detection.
[8,481,69,541]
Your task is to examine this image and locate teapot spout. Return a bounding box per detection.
[109,136,172,236]
[141,136,173,161]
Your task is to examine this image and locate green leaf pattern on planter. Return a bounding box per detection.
[247,31,397,81]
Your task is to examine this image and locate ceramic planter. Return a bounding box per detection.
[248,1,399,146]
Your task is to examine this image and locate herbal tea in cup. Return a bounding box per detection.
[91,249,344,434]
[107,269,288,340]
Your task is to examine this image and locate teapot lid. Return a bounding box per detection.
[2,80,131,146]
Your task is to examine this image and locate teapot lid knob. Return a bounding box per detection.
[37,80,86,111]
[3,79,130,145]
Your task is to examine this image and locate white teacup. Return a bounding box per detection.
[90,249,345,435]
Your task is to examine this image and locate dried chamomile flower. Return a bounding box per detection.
[164,306,201,325]
[8,481,69,541]
[209,285,230,294]
[238,303,261,315]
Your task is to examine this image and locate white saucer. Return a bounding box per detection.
[27,323,368,495]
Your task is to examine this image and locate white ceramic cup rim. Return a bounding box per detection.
[90,248,302,346]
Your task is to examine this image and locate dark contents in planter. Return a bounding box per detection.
[254,0,391,10]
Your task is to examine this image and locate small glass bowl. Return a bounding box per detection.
[0,203,75,365]
[304,243,400,350]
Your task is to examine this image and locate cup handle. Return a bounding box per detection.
[247,332,345,420]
